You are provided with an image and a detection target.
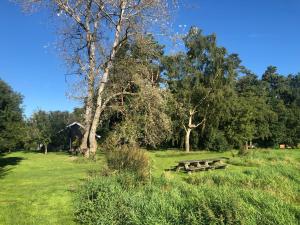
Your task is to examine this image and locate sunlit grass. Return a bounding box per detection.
[0,151,103,225]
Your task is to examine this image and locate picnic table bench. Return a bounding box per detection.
[171,157,229,173]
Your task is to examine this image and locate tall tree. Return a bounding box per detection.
[164,27,239,152]
[100,35,171,149]
[0,79,24,152]
[231,71,275,152]
[262,68,300,147]
[19,0,173,157]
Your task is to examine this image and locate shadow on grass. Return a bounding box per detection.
[0,156,24,179]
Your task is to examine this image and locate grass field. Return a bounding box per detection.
[0,152,103,225]
[0,149,299,224]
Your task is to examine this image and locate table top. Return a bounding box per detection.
[178,157,229,164]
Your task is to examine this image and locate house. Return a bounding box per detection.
[58,122,101,153]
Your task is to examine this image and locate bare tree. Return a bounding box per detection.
[17,0,174,157]
[88,0,173,155]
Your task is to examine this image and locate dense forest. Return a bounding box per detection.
[1,27,299,153]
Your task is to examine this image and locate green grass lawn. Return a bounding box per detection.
[0,151,103,225]
[1,149,299,224]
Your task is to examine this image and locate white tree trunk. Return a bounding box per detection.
[88,0,127,156]
[184,109,206,153]
[185,110,194,153]
[80,87,94,158]
[80,30,96,157]
[185,128,192,152]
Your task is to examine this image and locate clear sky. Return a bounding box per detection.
[0,0,299,117]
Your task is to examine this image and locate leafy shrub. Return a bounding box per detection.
[105,145,150,181]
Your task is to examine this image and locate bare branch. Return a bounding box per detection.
[55,0,87,31]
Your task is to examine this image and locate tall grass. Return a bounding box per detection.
[74,174,299,225]
[74,150,300,225]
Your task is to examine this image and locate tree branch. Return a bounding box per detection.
[55,0,87,32]
[101,91,137,112]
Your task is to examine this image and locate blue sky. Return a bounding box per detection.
[0,0,299,117]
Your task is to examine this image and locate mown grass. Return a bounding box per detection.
[0,151,103,225]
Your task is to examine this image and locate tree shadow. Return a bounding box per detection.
[0,156,24,179]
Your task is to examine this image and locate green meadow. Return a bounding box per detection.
[0,149,299,224]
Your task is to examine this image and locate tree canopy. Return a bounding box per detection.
[2,26,300,153]
[0,79,24,152]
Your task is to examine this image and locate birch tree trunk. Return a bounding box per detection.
[44,144,48,155]
[88,0,127,156]
[184,109,206,152]
[80,32,96,157]
[185,128,192,152]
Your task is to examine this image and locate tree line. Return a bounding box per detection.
[1,26,299,154]
[1,0,299,155]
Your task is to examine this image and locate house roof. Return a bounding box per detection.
[57,122,84,134]
[66,122,85,129]
[58,122,101,139]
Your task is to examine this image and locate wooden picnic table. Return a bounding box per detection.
[172,157,228,173]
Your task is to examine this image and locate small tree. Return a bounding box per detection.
[29,110,51,154]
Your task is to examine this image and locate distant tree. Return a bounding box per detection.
[0,79,24,152]
[70,107,84,124]
[230,72,276,153]
[48,111,72,149]
[29,110,51,154]
[287,74,300,146]
[25,108,84,151]
[265,69,300,147]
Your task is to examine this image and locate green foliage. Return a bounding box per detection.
[99,35,171,148]
[163,27,243,151]
[106,146,151,181]
[27,110,52,152]
[162,28,300,150]
[205,129,230,151]
[0,79,24,152]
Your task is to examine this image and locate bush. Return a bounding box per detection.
[105,145,151,181]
